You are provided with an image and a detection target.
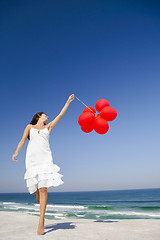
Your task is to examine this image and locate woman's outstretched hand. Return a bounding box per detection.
[68,94,75,103]
[12,152,18,162]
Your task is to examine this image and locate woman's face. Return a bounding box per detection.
[40,113,49,123]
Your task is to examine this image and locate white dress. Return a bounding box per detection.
[24,127,64,194]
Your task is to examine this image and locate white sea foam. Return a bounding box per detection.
[105,210,160,218]
[26,211,40,215]
[53,213,64,216]
[2,202,16,204]
[26,211,67,219]
[54,215,67,219]
[45,204,86,209]
[2,201,160,219]
[4,204,39,211]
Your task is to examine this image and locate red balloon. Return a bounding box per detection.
[78,112,95,127]
[95,99,110,112]
[100,106,117,121]
[93,117,109,135]
[94,114,101,120]
[81,125,94,133]
[83,106,96,116]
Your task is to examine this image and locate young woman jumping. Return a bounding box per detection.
[12,94,75,235]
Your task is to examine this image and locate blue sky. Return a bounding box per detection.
[0,0,160,193]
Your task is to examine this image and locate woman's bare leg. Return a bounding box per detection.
[36,189,40,203]
[31,190,37,194]
[31,189,40,203]
[37,187,48,235]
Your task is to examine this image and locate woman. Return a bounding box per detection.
[12,94,75,235]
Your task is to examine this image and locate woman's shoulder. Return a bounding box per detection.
[26,124,33,130]
[28,124,36,129]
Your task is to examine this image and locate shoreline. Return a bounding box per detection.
[0,211,160,240]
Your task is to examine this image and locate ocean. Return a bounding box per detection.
[0,188,160,221]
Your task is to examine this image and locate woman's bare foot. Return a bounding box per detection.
[36,189,40,203]
[37,223,44,235]
[37,226,44,235]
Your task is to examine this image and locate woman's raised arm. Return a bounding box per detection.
[47,94,75,130]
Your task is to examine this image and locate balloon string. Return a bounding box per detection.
[74,95,96,115]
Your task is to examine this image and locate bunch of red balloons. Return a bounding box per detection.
[78,99,117,135]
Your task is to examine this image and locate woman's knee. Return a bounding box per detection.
[39,187,47,193]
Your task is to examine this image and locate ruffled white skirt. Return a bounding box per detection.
[24,162,64,194]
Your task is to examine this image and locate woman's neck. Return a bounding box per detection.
[36,123,45,127]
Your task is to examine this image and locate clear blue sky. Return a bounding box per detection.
[0,0,160,193]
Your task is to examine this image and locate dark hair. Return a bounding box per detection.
[27,112,46,140]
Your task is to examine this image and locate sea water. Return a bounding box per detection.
[0,189,160,220]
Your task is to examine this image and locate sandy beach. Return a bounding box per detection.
[0,211,160,240]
